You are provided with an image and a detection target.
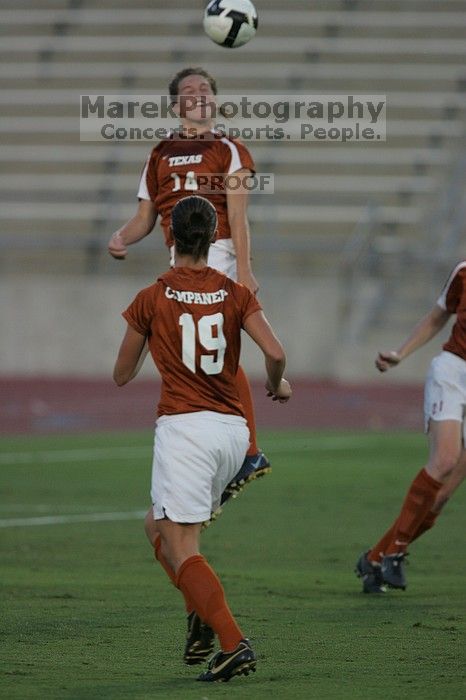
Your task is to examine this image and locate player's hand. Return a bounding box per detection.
[375,350,401,372]
[108,232,128,259]
[266,378,292,403]
[238,269,259,295]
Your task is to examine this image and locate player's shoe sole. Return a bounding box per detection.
[381,553,407,590]
[201,453,271,530]
[355,551,386,593]
[222,452,271,503]
[201,504,223,531]
[184,611,215,665]
[197,639,256,682]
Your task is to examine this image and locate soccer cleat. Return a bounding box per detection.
[201,453,271,529]
[201,504,223,531]
[221,452,271,505]
[381,553,407,590]
[184,611,215,665]
[355,551,386,593]
[197,639,256,682]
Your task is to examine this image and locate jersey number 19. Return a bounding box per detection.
[179,312,226,375]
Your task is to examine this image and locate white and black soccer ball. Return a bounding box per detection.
[203,0,258,49]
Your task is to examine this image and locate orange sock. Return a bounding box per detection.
[368,521,397,563]
[369,507,440,562]
[410,510,438,544]
[154,536,194,614]
[176,554,243,652]
[384,469,442,555]
[236,365,258,456]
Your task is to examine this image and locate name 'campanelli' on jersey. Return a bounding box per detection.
[165,285,228,305]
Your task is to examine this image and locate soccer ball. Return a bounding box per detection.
[203,0,258,49]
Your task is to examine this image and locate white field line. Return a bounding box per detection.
[0,503,112,513]
[0,435,411,529]
[0,445,152,465]
[0,435,387,466]
[257,435,388,451]
[0,509,147,528]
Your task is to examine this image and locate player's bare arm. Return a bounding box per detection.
[243,310,291,402]
[108,200,158,259]
[226,169,259,294]
[376,304,451,372]
[113,325,148,385]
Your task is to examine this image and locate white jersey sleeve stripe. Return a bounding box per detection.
[137,155,151,200]
[221,137,243,175]
[437,261,466,309]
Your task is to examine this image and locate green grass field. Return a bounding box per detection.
[1,429,465,700]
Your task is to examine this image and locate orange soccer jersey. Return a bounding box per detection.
[122,266,262,417]
[137,130,255,247]
[437,261,466,361]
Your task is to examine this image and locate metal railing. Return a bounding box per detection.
[339,142,466,345]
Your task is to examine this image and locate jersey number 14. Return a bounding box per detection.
[179,312,226,375]
[171,171,198,192]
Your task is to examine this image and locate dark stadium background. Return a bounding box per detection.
[2,0,465,435]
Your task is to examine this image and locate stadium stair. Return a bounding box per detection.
[0,0,465,279]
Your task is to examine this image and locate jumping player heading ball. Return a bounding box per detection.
[108,66,269,503]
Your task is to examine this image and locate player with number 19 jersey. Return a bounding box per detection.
[137,130,255,250]
[122,265,261,418]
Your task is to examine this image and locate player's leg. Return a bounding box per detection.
[147,417,216,664]
[152,524,216,666]
[207,242,270,496]
[236,364,259,456]
[156,519,201,570]
[368,420,459,557]
[144,507,158,546]
[359,355,465,591]
[144,508,179,593]
[152,518,214,665]
[409,445,466,543]
[431,447,466,513]
[145,508,181,590]
[156,517,254,681]
[194,417,255,681]
[146,496,214,665]
[222,365,271,494]
[373,420,460,589]
[411,352,466,534]
[201,368,270,529]
[151,414,254,677]
[145,507,199,618]
[357,420,460,592]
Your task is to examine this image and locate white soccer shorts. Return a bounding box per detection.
[170,239,237,280]
[151,410,249,523]
[424,351,466,441]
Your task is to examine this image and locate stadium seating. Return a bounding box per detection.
[1,0,466,282]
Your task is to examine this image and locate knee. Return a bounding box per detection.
[144,510,158,547]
